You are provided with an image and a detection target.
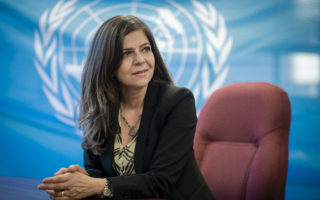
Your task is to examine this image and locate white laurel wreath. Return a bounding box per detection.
[34,0,77,127]
[191,0,233,101]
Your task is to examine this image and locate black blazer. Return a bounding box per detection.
[84,83,215,200]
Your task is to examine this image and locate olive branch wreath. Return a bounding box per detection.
[34,0,77,126]
[191,0,233,101]
[34,0,232,126]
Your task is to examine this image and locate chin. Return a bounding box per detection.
[135,82,150,89]
[135,77,153,87]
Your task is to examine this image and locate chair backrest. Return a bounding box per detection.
[194,82,291,200]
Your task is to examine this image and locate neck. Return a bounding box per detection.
[120,86,148,110]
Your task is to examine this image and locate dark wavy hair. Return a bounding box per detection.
[80,15,173,154]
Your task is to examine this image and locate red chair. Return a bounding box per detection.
[194,82,291,200]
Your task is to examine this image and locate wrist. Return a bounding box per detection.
[90,177,107,196]
[100,178,114,198]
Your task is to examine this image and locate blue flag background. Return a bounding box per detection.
[1,0,319,199]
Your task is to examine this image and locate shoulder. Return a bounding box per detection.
[150,83,195,113]
[155,83,194,104]
[157,83,193,99]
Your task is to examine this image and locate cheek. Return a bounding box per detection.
[116,60,130,76]
[149,55,155,68]
[115,66,126,82]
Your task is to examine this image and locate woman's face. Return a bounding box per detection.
[116,29,155,91]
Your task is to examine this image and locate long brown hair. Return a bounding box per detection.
[80,15,173,154]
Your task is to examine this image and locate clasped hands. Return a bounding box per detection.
[38,165,105,200]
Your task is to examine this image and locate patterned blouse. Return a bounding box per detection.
[112,115,137,176]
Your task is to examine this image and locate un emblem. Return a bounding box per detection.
[34,0,233,128]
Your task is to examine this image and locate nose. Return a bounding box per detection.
[133,52,145,65]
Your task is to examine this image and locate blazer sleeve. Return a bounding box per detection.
[83,148,107,178]
[108,88,197,199]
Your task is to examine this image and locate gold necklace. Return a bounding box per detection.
[119,108,142,137]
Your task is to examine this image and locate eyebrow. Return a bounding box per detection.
[122,42,151,51]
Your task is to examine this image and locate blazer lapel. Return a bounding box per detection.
[100,133,118,176]
[134,83,160,173]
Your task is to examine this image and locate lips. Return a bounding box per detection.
[132,69,148,75]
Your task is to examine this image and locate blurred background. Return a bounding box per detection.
[0,0,319,199]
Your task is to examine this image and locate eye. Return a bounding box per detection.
[142,46,151,53]
[122,50,132,56]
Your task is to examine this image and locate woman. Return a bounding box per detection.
[38,15,214,200]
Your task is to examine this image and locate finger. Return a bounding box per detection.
[38,182,68,191]
[68,164,88,175]
[53,197,70,200]
[47,190,56,200]
[52,190,70,200]
[46,189,64,197]
[50,190,66,198]
[68,164,81,173]
[46,189,56,196]
[54,168,69,176]
[43,173,70,183]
